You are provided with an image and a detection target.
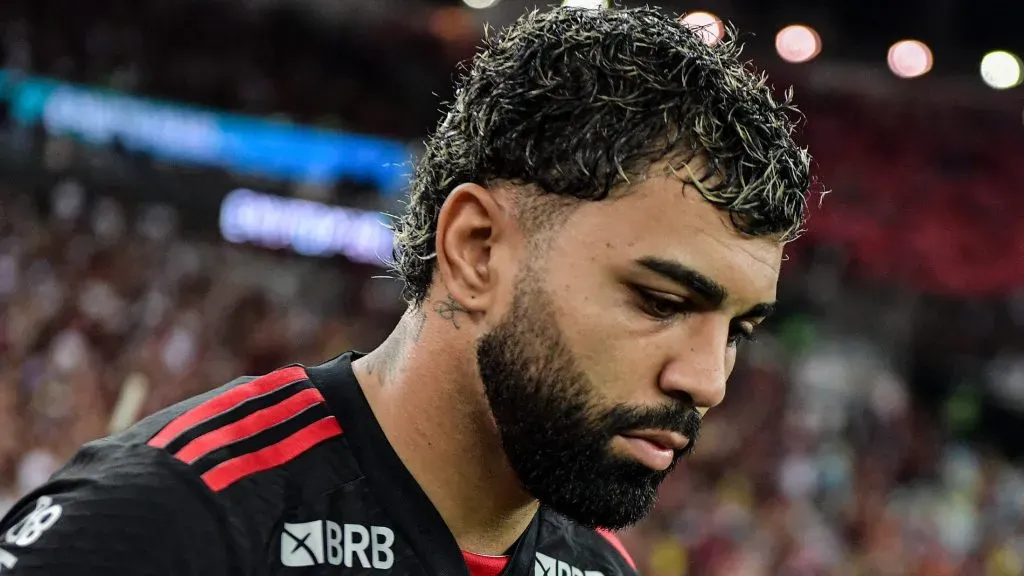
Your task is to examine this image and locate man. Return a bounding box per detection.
[0,6,811,575]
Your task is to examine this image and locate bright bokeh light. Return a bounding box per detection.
[887,39,933,79]
[980,50,1023,90]
[775,24,822,63]
[562,0,609,8]
[680,11,725,46]
[429,7,475,42]
[462,0,499,9]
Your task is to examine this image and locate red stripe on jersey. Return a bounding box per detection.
[200,416,342,492]
[148,366,308,449]
[596,529,637,570]
[172,387,329,464]
[462,551,509,576]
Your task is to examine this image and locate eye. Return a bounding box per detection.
[727,325,755,348]
[634,288,693,320]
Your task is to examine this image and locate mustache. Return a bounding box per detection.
[603,402,702,455]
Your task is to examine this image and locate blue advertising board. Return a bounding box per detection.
[0,71,411,195]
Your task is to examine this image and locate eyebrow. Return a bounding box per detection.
[634,256,777,320]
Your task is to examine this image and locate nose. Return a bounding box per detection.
[657,318,730,410]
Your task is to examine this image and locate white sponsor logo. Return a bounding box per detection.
[0,496,64,571]
[534,552,605,576]
[4,496,63,548]
[280,520,395,569]
[0,547,17,572]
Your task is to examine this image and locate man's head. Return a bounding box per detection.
[391,7,812,529]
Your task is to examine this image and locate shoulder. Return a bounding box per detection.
[124,365,345,494]
[0,365,352,575]
[0,440,240,574]
[539,510,639,576]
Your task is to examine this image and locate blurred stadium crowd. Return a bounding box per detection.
[0,0,460,138]
[2,1,1024,575]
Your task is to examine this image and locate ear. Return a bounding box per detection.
[433,183,511,315]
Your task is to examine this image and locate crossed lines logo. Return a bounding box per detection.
[281,521,325,567]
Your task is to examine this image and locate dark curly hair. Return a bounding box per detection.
[392,5,813,306]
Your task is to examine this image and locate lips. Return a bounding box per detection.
[615,429,691,471]
[619,430,690,452]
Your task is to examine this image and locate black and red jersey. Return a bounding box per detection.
[0,352,639,576]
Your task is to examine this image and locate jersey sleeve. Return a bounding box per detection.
[0,441,240,575]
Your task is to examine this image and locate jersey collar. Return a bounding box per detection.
[308,352,541,576]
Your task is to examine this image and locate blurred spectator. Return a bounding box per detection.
[0,0,459,139]
[0,184,402,513]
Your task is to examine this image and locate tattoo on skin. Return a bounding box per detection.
[364,339,398,386]
[433,293,468,329]
[365,311,425,385]
[363,351,384,376]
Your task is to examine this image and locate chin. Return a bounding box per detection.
[526,456,668,530]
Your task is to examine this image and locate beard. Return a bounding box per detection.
[476,271,702,530]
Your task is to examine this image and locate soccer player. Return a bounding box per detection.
[0,6,811,576]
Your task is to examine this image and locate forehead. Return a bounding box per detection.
[549,173,784,306]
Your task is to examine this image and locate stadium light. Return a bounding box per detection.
[887,39,933,79]
[680,11,725,46]
[562,0,610,7]
[775,24,821,63]
[463,0,499,9]
[980,50,1023,90]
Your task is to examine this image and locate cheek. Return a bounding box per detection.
[541,274,663,405]
[543,264,626,356]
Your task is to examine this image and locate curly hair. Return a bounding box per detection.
[391,5,813,306]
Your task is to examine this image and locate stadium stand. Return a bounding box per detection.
[1,1,1023,574]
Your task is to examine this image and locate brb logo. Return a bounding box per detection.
[280,520,394,569]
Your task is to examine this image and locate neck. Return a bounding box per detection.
[352,310,538,556]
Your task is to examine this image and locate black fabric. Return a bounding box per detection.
[190,402,332,476]
[0,443,243,575]
[309,352,472,576]
[163,378,313,455]
[0,353,639,576]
